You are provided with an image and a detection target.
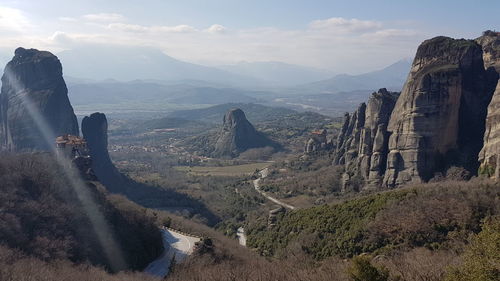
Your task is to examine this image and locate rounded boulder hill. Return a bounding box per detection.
[213,108,279,157]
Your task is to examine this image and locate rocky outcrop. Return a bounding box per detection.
[268,206,285,228]
[213,108,278,157]
[0,47,78,151]
[477,31,500,178]
[81,112,122,191]
[383,36,498,187]
[332,35,499,190]
[304,129,332,153]
[333,88,399,190]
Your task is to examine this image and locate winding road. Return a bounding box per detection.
[236,227,247,246]
[253,168,296,210]
[144,228,200,278]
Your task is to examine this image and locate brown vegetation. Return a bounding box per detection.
[0,153,162,272]
[0,245,156,281]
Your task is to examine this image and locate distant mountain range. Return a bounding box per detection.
[291,59,411,94]
[56,46,333,87]
[64,59,410,117]
[0,45,412,117]
[0,45,410,92]
[56,45,409,91]
[217,61,334,86]
[57,46,262,87]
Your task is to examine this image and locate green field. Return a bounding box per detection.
[175,162,270,176]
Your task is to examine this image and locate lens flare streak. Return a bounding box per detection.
[4,69,127,272]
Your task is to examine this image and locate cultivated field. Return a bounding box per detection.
[175,162,270,176]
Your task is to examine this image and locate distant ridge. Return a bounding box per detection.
[293,59,411,94]
[167,103,297,124]
[217,61,334,86]
[58,45,263,87]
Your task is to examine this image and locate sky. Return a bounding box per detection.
[0,0,498,74]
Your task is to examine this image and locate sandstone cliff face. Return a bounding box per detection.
[0,47,78,151]
[383,36,498,187]
[333,88,399,190]
[214,108,277,157]
[332,35,499,189]
[477,32,500,178]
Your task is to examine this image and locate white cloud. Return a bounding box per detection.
[49,31,74,45]
[0,12,428,73]
[107,23,197,33]
[0,6,31,33]
[309,17,382,33]
[207,24,226,34]
[59,17,77,22]
[158,24,197,33]
[70,17,424,72]
[107,23,147,33]
[362,28,419,41]
[82,13,125,22]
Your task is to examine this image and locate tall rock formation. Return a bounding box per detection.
[383,36,498,187]
[213,108,278,157]
[81,112,122,192]
[0,47,78,150]
[332,33,500,190]
[477,31,500,178]
[333,88,399,190]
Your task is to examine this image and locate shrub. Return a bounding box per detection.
[445,216,500,281]
[347,255,389,281]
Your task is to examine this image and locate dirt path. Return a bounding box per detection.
[253,168,296,210]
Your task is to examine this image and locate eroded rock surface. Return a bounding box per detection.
[214,108,277,157]
[0,47,78,150]
[82,112,122,191]
[333,88,399,190]
[477,31,500,178]
[383,36,497,187]
[332,34,499,189]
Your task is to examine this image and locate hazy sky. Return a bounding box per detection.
[0,0,498,73]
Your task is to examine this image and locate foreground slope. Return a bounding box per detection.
[0,153,162,272]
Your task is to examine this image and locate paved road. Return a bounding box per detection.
[253,168,296,210]
[144,228,200,278]
[236,227,247,246]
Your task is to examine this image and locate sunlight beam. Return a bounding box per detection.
[3,68,128,272]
